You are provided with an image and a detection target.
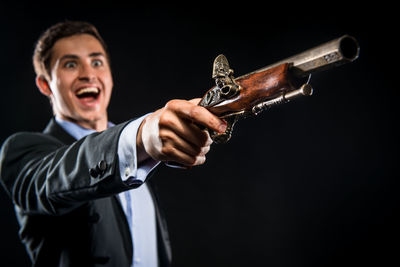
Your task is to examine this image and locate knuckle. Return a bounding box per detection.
[195,143,210,155]
[205,133,213,146]
[165,99,181,110]
[189,105,203,119]
[190,145,203,156]
[200,145,211,155]
[194,156,206,166]
[159,129,172,141]
[187,156,198,166]
[161,146,175,157]
[158,113,174,127]
[193,146,209,158]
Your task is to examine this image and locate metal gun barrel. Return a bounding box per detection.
[242,35,360,78]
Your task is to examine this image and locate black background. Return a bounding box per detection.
[0,3,398,267]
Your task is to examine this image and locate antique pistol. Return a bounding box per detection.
[199,35,360,143]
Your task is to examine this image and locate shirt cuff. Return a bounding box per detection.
[118,114,160,185]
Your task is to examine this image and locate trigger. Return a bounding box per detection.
[209,115,238,144]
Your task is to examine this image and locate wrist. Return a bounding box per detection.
[136,116,151,164]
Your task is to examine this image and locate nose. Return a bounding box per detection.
[78,62,96,81]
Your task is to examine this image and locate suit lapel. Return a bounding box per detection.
[42,117,76,145]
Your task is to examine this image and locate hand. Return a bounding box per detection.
[137,98,227,167]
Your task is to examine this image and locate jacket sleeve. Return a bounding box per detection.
[0,121,142,216]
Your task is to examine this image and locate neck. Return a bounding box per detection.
[57,114,108,132]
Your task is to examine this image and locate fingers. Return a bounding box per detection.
[164,99,227,134]
[159,112,212,148]
[140,98,224,167]
[159,127,211,157]
[157,113,212,166]
[158,133,209,166]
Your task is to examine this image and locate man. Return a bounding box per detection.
[0,21,227,267]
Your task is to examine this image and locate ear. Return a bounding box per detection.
[36,75,52,96]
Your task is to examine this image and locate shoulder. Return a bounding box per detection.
[2,131,64,152]
[0,131,66,196]
[0,131,66,167]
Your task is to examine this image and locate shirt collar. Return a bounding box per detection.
[54,116,115,140]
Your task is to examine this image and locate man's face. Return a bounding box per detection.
[47,34,113,127]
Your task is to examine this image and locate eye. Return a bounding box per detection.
[64,61,77,68]
[92,59,103,67]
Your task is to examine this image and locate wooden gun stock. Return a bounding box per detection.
[199,35,360,143]
[205,63,298,116]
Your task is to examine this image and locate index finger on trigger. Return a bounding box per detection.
[186,105,227,133]
[168,100,227,134]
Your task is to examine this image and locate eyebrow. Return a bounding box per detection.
[59,52,105,61]
[60,54,79,61]
[89,52,105,58]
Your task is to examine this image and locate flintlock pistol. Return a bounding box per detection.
[199,35,360,143]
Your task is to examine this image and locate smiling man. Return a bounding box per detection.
[36,33,113,131]
[0,21,226,267]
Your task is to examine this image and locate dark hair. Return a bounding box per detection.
[33,21,110,79]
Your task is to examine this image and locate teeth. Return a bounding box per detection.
[76,87,99,96]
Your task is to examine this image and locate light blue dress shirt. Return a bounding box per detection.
[55,116,160,267]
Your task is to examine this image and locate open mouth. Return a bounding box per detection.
[75,87,100,100]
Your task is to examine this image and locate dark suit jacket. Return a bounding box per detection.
[0,118,172,267]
